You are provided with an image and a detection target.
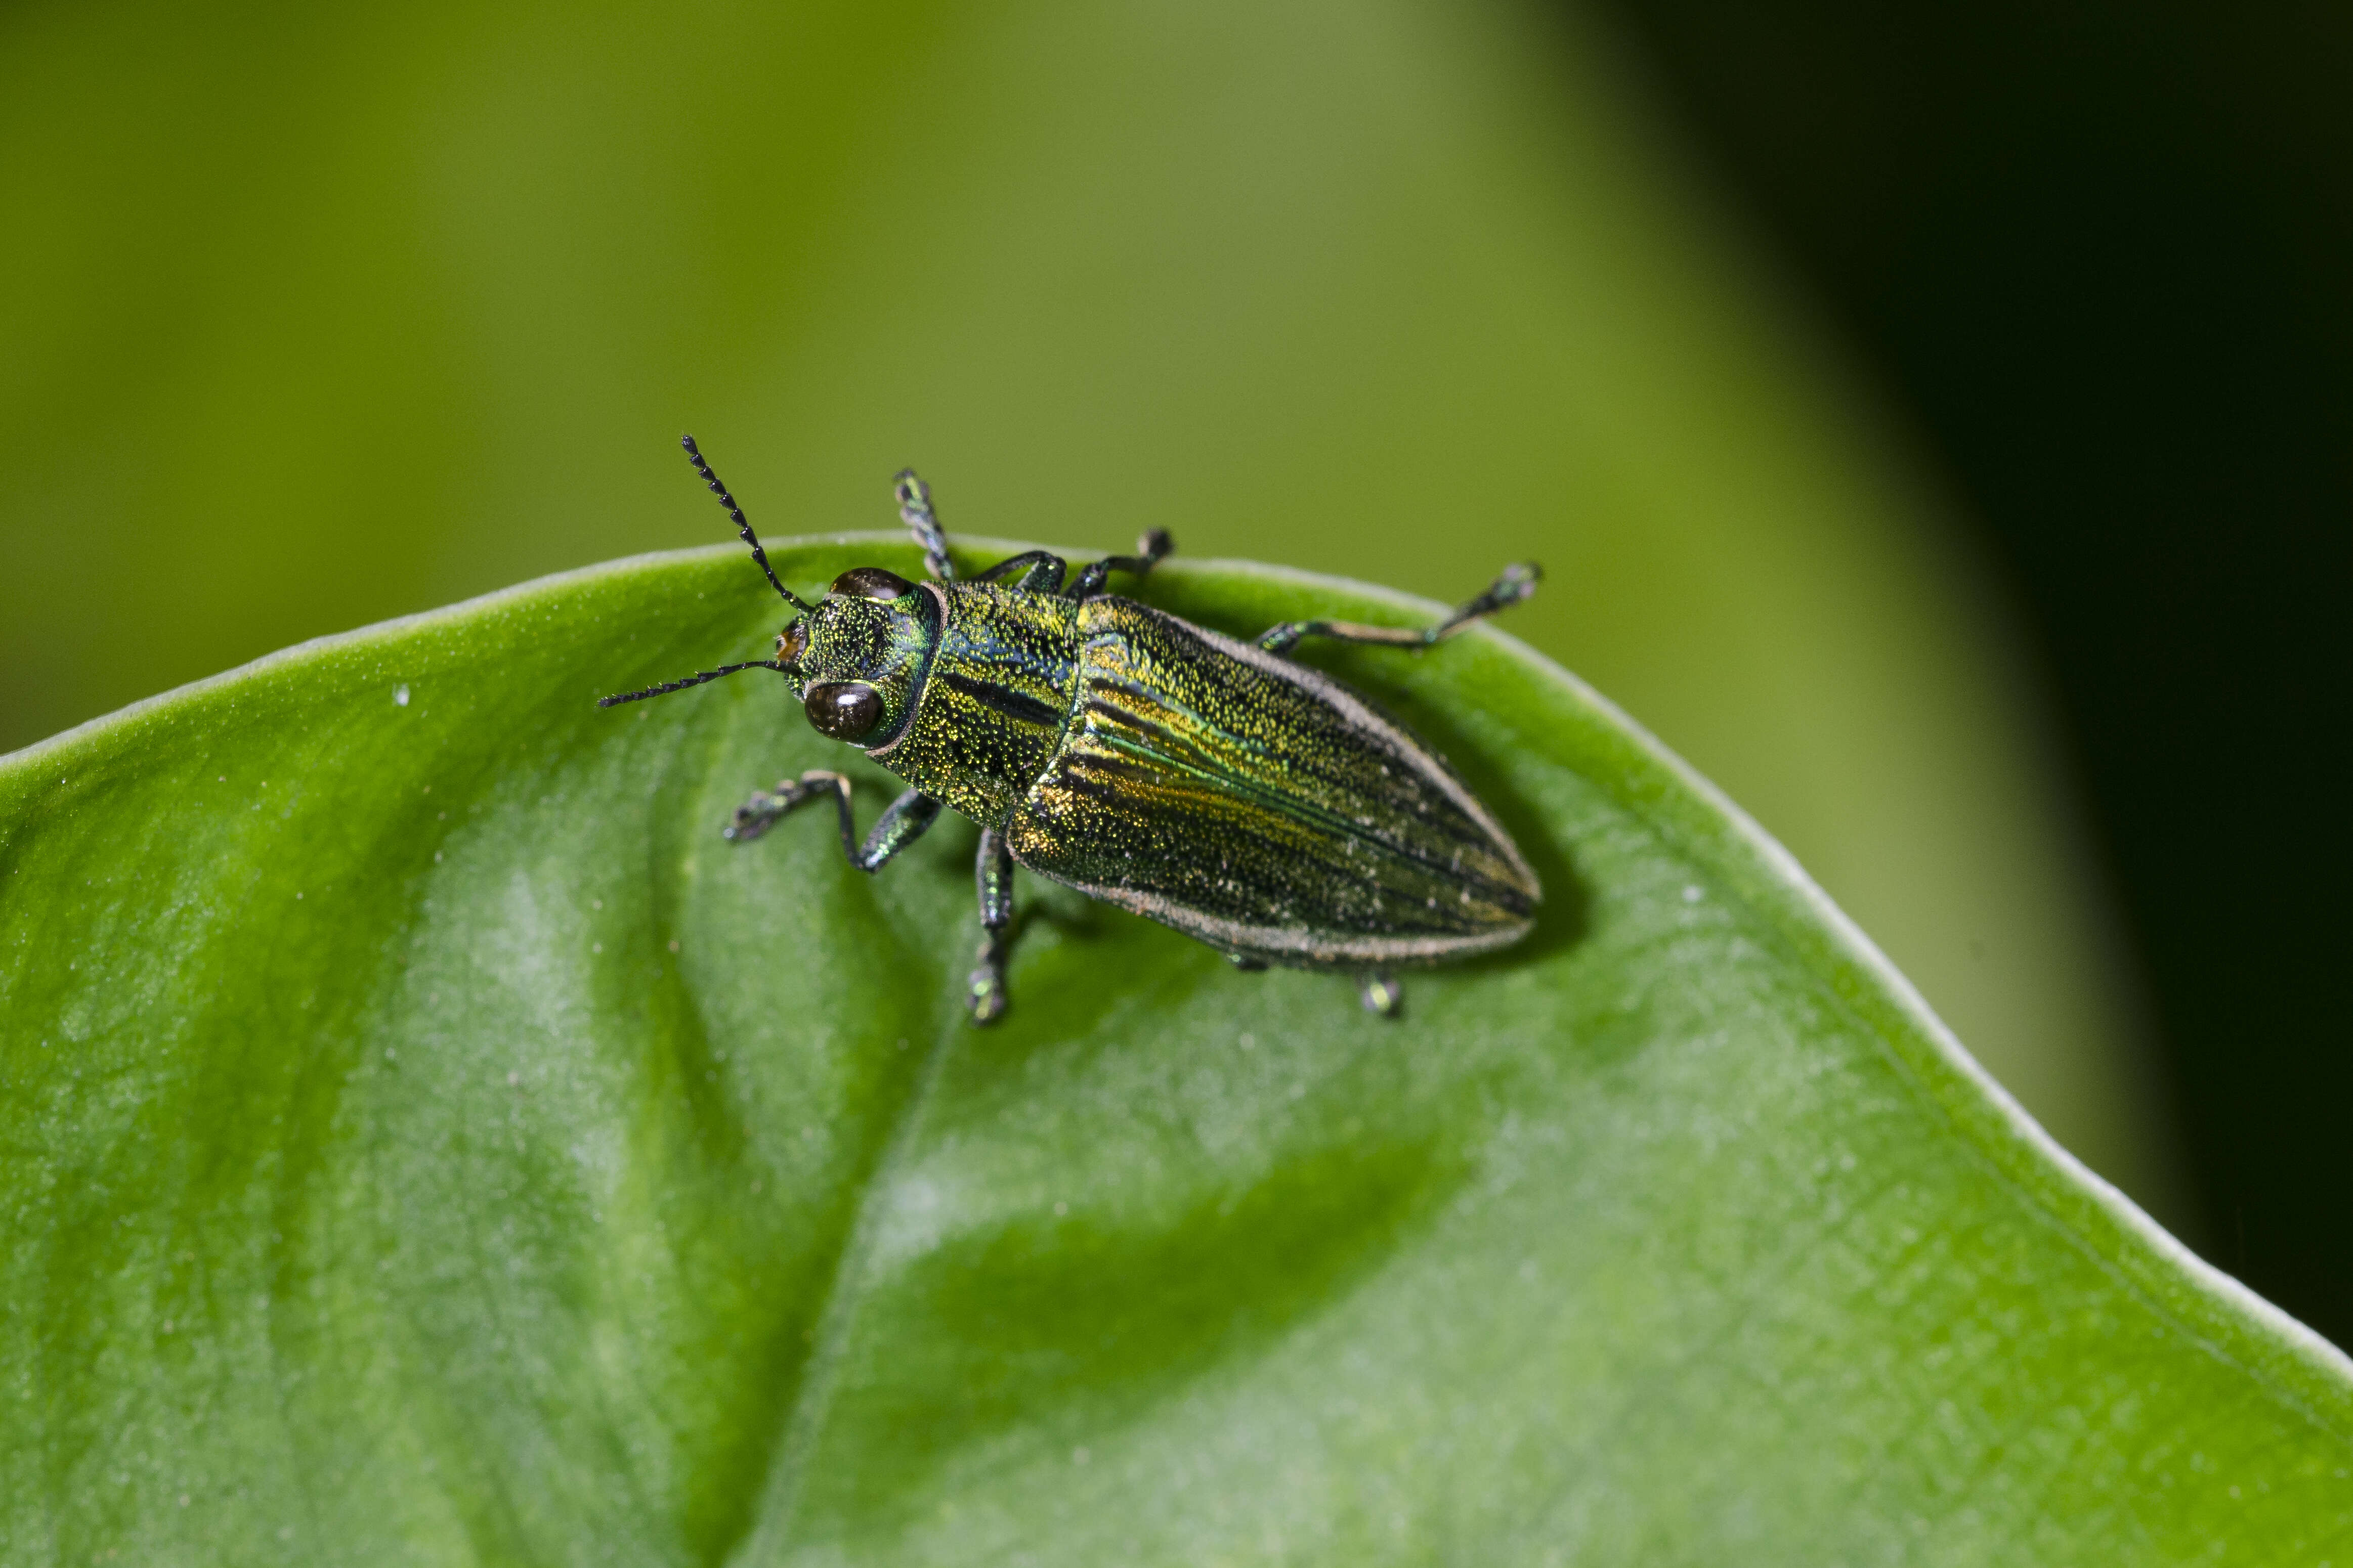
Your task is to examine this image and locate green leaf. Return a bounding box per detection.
[4,540,2346,1563]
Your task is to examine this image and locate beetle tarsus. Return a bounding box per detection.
[1069,528,1178,600]
[723,770,847,844]
[1359,969,1403,1018]
[723,775,825,842]
[968,929,1010,1024]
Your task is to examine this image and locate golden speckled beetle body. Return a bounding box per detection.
[602,437,1540,1023]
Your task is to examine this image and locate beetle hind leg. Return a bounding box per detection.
[1358,969,1404,1018]
[968,828,1016,1025]
[1259,562,1539,655]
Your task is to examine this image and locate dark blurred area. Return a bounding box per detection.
[1597,0,2353,1341]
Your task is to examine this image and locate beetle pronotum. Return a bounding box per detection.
[603,437,1541,1024]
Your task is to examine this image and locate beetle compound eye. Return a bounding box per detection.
[805,681,885,741]
[777,619,809,664]
[830,566,915,601]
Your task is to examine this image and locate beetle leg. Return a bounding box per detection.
[722,773,830,843]
[846,786,945,870]
[1358,969,1404,1018]
[968,828,1016,1024]
[724,772,942,874]
[971,549,1068,593]
[894,469,956,582]
[1069,529,1175,600]
[1257,562,1540,655]
[1228,953,1269,972]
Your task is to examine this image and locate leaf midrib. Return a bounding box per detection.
[738,971,969,1557]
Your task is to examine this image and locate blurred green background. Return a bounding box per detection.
[2,0,2252,1301]
[1610,0,2353,1346]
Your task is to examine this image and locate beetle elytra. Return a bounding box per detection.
[601,437,1541,1024]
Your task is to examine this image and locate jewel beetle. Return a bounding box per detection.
[601,436,1542,1024]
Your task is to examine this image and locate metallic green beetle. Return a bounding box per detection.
[602,437,1542,1024]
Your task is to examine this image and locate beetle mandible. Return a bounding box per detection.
[601,436,1542,1024]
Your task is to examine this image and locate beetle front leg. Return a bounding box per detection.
[1258,562,1539,655]
[968,828,1015,1024]
[722,773,831,844]
[724,772,942,874]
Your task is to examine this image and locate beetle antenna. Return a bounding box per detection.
[681,434,815,612]
[598,660,791,708]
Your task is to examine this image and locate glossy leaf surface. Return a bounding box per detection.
[3,542,2345,1563]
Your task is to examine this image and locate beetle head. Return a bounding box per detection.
[782,566,936,748]
[596,442,946,719]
